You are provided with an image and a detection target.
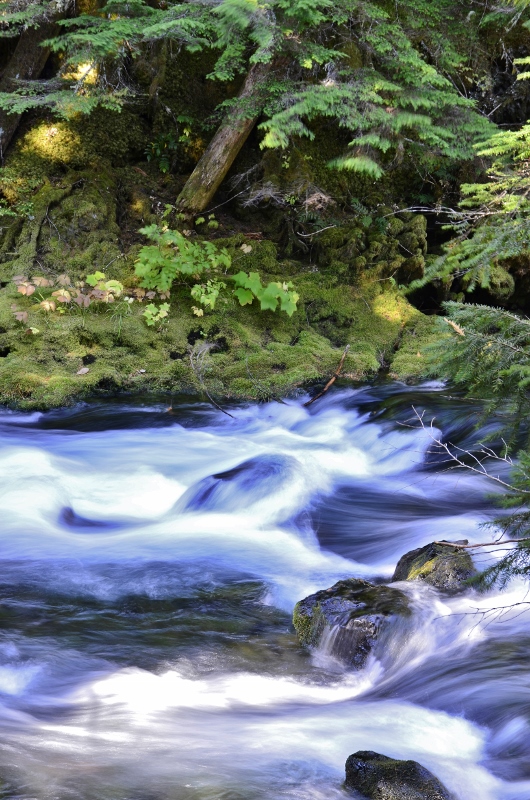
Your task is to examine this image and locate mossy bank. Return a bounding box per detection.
[0,249,436,409]
[0,114,440,410]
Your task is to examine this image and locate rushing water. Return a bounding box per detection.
[0,383,529,800]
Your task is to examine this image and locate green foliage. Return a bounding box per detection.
[428,302,530,420]
[232,271,299,316]
[410,120,530,296]
[0,0,499,186]
[135,224,298,317]
[427,301,530,588]
[0,0,56,36]
[145,134,178,173]
[142,302,170,326]
[0,0,208,117]
[135,225,232,292]
[254,0,492,179]
[190,279,227,311]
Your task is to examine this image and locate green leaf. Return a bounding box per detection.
[234,287,254,306]
[86,271,106,286]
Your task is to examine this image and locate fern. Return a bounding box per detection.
[0,0,498,184]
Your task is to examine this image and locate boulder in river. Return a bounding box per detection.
[292,579,410,668]
[392,540,476,594]
[344,750,456,799]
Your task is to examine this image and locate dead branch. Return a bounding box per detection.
[434,538,530,549]
[304,345,350,407]
[189,342,235,419]
[409,405,530,494]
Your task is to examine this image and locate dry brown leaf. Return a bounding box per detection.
[52,290,71,303]
[445,318,465,337]
[18,283,35,296]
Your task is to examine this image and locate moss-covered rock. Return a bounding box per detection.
[312,214,427,284]
[293,579,410,668]
[389,314,440,382]
[344,751,455,800]
[392,541,476,594]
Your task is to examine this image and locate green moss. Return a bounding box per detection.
[408,557,437,580]
[0,252,440,407]
[390,314,440,381]
[0,138,441,409]
[292,602,315,646]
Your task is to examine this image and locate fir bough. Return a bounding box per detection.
[429,301,530,589]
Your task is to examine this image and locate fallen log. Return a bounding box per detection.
[176,61,269,214]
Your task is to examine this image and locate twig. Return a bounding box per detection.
[296,225,337,238]
[304,345,350,407]
[189,342,235,419]
[409,406,530,495]
[434,538,530,549]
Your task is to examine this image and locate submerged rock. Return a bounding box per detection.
[292,579,409,668]
[344,751,455,800]
[392,541,476,594]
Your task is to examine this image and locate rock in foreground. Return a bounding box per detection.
[392,541,476,594]
[345,751,455,800]
[293,579,409,668]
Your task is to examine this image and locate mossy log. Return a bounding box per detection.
[0,20,60,158]
[176,62,269,214]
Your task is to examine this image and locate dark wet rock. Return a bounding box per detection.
[344,751,455,799]
[292,579,409,668]
[392,540,476,594]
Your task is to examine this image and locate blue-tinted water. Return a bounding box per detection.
[0,384,527,799]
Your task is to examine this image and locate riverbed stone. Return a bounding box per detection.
[392,541,476,594]
[344,751,456,800]
[292,579,409,668]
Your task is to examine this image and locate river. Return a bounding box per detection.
[0,382,528,800]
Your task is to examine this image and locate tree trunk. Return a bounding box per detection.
[176,62,269,214]
[0,20,60,160]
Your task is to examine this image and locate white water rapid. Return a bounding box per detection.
[0,383,528,800]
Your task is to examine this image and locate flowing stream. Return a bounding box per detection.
[0,383,529,800]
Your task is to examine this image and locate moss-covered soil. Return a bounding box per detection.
[0,102,440,409]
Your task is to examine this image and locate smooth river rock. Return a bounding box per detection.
[292,579,410,668]
[345,751,456,799]
[391,540,476,594]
